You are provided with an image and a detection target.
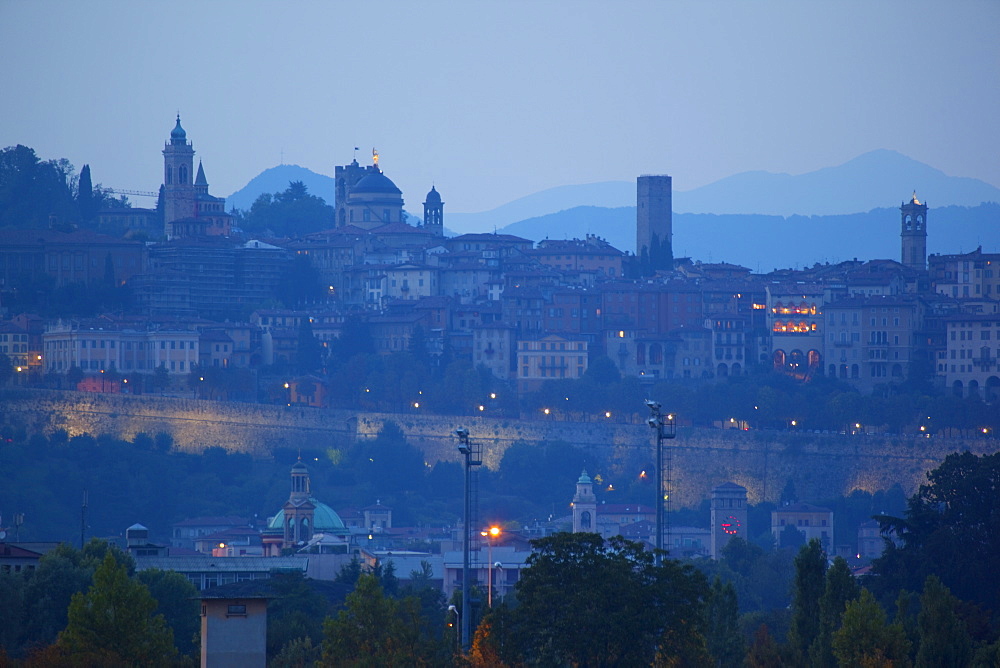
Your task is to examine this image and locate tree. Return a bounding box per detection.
[832,588,911,668]
[242,181,334,237]
[512,532,710,667]
[135,568,200,658]
[58,553,176,666]
[787,539,826,660]
[746,624,794,668]
[809,556,859,668]
[872,452,1000,614]
[77,164,97,223]
[705,576,744,667]
[266,571,331,659]
[915,575,972,668]
[319,574,439,667]
[0,145,77,229]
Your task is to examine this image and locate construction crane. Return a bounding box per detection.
[104,188,158,199]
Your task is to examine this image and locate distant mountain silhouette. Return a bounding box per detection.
[226,153,1000,258]
[676,150,1000,217]
[500,203,1000,271]
[448,150,1000,233]
[226,164,335,211]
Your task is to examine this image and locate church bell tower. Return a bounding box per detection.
[572,470,597,533]
[423,186,444,237]
[900,192,928,271]
[162,115,196,238]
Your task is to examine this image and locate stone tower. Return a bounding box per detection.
[710,481,748,559]
[637,175,672,272]
[572,470,597,533]
[901,192,928,270]
[162,115,196,237]
[282,460,315,547]
[423,186,444,237]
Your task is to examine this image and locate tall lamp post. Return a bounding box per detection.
[645,401,676,565]
[455,428,480,653]
[481,526,501,607]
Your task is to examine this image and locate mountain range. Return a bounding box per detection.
[225,150,999,269]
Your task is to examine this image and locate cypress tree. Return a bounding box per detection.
[788,539,826,660]
[916,575,971,668]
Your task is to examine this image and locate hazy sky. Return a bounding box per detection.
[2,1,997,213]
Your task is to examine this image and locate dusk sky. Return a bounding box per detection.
[2,1,997,214]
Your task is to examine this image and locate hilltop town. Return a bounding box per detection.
[2,117,998,405]
[1,117,999,665]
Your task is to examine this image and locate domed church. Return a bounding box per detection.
[261,460,350,556]
[334,149,444,236]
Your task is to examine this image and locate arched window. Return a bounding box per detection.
[953,380,964,397]
[178,165,188,184]
[166,167,172,185]
[650,343,662,364]
[718,363,728,377]
[773,350,786,369]
[581,510,592,529]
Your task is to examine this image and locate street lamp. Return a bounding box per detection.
[455,427,480,653]
[645,400,676,565]
[480,526,501,607]
[447,604,461,653]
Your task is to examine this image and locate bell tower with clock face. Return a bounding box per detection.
[901,192,928,271]
[711,482,748,559]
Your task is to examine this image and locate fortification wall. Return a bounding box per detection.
[3,389,996,506]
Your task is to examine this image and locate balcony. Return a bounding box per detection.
[971,357,996,369]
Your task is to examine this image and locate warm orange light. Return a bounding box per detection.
[489,526,501,538]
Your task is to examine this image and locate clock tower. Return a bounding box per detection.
[710,482,748,559]
[900,192,928,271]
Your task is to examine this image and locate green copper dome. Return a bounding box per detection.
[267,498,348,534]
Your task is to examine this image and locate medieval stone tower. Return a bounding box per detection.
[162,115,196,235]
[901,192,928,270]
[710,481,748,559]
[572,470,597,533]
[637,175,673,272]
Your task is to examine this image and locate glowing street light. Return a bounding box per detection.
[480,526,502,607]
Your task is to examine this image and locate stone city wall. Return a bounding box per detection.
[3,389,996,506]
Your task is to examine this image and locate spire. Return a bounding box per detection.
[195,160,208,186]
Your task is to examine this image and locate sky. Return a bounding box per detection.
[2,1,998,214]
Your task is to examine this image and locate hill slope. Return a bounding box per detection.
[226,164,335,211]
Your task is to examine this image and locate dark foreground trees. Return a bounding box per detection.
[871,451,1000,615]
[498,532,711,667]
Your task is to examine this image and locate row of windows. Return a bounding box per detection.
[46,339,196,350]
[951,330,993,340]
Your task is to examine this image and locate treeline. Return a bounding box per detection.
[0,145,133,232]
[3,450,999,665]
